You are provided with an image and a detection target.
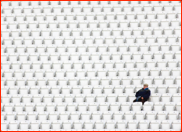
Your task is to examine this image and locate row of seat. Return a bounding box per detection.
[2,85,181,95]
[2,60,181,70]
[1,52,181,62]
[1,93,181,104]
[1,12,181,22]
[2,111,181,121]
[2,37,181,44]
[1,29,181,38]
[1,120,181,130]
[1,129,179,131]
[2,20,181,30]
[1,102,181,112]
[1,1,181,7]
[3,46,182,52]
[1,76,181,86]
[1,44,181,53]
[1,36,181,46]
[2,68,181,78]
[2,5,181,14]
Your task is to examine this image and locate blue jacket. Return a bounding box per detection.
[135,88,151,100]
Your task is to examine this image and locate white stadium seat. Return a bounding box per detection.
[146,112,157,121]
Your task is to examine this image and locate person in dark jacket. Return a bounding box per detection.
[133,84,151,105]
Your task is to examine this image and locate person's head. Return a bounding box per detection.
[143,84,148,89]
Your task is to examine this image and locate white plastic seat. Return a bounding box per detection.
[101,78,110,86]
[91,54,100,61]
[62,121,72,129]
[6,79,16,87]
[135,111,145,120]
[96,95,106,103]
[132,102,142,111]
[156,111,167,120]
[123,111,134,120]
[2,62,11,70]
[21,95,32,103]
[110,112,124,123]
[67,104,77,112]
[9,121,19,130]
[56,104,66,112]
[83,121,94,129]
[33,95,43,103]
[62,62,72,70]
[61,86,71,94]
[58,112,69,121]
[127,120,138,130]
[14,104,26,113]
[30,121,40,130]
[77,103,88,112]
[101,112,112,120]
[73,121,83,129]
[145,111,156,121]
[3,104,14,112]
[171,20,180,27]
[19,121,29,130]
[75,15,85,21]
[103,61,113,69]
[2,95,11,103]
[101,53,110,61]
[175,76,181,85]
[124,86,134,94]
[37,112,48,121]
[71,86,81,94]
[176,102,181,112]
[153,102,164,111]
[88,22,98,29]
[80,112,91,121]
[1,1,10,7]
[165,102,175,112]
[88,104,98,112]
[143,102,154,111]
[125,61,135,68]
[103,86,113,94]
[51,87,60,94]
[94,121,105,130]
[128,94,136,102]
[1,87,8,95]
[121,102,131,112]
[149,120,161,130]
[80,54,90,61]
[85,95,95,103]
[97,70,107,78]
[69,112,80,121]
[79,78,89,86]
[3,71,13,78]
[105,121,116,129]
[55,70,65,78]
[24,104,35,112]
[171,120,181,131]
[78,21,87,29]
[75,95,85,103]
[90,78,100,85]
[172,94,181,102]
[11,95,22,103]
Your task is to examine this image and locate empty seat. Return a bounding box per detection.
[172,94,181,102]
[149,120,161,129]
[171,120,181,131]
[94,121,105,130]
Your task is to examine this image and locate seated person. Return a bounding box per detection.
[133,84,151,105]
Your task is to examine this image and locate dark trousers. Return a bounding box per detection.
[133,98,147,105]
